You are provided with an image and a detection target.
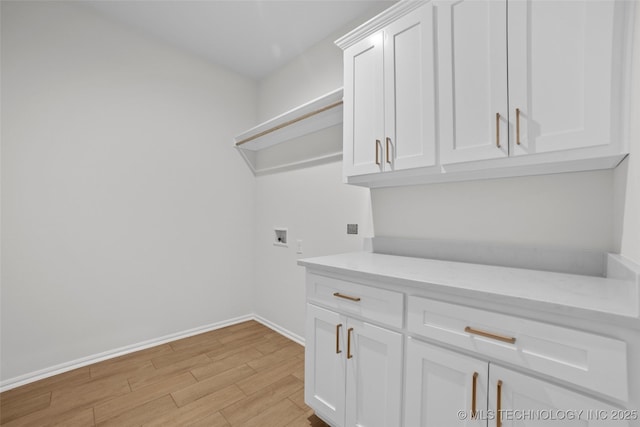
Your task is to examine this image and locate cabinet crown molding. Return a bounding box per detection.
[334,0,428,50]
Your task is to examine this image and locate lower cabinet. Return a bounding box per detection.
[305,303,403,427]
[303,271,635,427]
[490,366,630,427]
[404,338,487,426]
[405,338,630,427]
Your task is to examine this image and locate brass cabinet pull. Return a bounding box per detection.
[472,372,478,419]
[496,113,501,148]
[333,292,361,302]
[497,380,503,427]
[386,137,392,164]
[375,140,381,165]
[465,326,516,344]
[347,327,354,359]
[516,108,521,145]
[336,324,342,354]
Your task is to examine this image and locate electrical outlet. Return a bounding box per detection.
[347,224,358,235]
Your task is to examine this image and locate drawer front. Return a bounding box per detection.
[306,272,403,328]
[407,296,628,401]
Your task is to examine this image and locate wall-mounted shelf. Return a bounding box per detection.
[234,89,344,176]
[234,88,343,151]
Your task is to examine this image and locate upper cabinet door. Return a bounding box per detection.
[343,33,385,177]
[508,0,617,155]
[438,0,509,165]
[383,3,437,171]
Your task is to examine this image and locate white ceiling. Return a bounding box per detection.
[83,0,396,80]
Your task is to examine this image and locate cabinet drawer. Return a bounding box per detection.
[407,296,628,401]
[306,273,403,328]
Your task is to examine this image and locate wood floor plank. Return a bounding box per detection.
[205,335,275,361]
[213,322,268,342]
[127,354,211,391]
[0,368,91,403]
[189,321,263,345]
[96,395,176,427]
[170,365,255,408]
[188,411,230,427]
[53,407,96,426]
[287,388,307,411]
[1,321,323,427]
[246,342,302,372]
[217,330,272,348]
[236,358,304,396]
[291,359,305,382]
[0,392,51,424]
[93,372,196,424]
[151,342,219,370]
[91,345,174,378]
[220,375,303,426]
[254,334,295,355]
[143,384,244,426]
[190,348,263,381]
[168,331,221,352]
[284,412,330,427]
[1,406,95,427]
[50,376,131,414]
[89,359,154,382]
[238,398,305,427]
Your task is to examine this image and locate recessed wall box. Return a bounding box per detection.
[274,228,288,247]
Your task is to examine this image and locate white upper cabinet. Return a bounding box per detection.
[340,2,437,177]
[343,33,385,176]
[337,0,634,186]
[508,0,618,155]
[438,0,509,164]
[441,0,623,164]
[383,4,437,171]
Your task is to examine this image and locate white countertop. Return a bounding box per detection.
[298,252,640,322]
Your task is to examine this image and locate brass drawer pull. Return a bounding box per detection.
[347,327,354,359]
[386,137,392,164]
[516,108,521,145]
[472,372,478,419]
[333,292,361,302]
[375,140,381,165]
[497,380,503,427]
[336,324,342,354]
[465,326,516,344]
[496,113,501,148]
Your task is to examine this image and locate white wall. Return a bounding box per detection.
[614,3,640,265]
[253,162,373,338]
[252,16,385,338]
[0,2,257,383]
[372,170,616,252]
[256,3,393,121]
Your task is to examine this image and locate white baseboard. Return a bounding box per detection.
[0,313,261,393]
[253,315,305,346]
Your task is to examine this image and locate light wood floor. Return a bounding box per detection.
[0,320,330,427]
